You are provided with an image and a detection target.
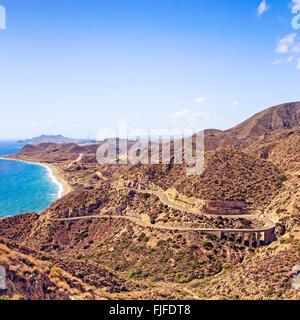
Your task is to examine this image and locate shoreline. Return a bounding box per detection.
[40,163,72,198]
[0,156,72,198]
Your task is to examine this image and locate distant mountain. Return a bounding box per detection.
[17,135,98,145]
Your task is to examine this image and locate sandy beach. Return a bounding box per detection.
[41,162,72,197]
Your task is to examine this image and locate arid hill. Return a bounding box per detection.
[227,102,300,138]
[0,101,299,300]
[119,149,283,206]
[205,101,300,151]
[18,143,99,162]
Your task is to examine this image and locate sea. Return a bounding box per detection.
[0,140,63,219]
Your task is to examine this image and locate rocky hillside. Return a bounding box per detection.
[205,101,300,150]
[245,127,300,173]
[190,238,300,300]
[17,143,99,162]
[0,101,299,300]
[227,102,300,139]
[0,238,103,300]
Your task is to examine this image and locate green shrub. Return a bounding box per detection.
[280,238,293,244]
[238,218,252,229]
[264,287,275,297]
[138,233,146,241]
[144,236,150,243]
[207,234,217,241]
[197,277,211,287]
[157,240,166,247]
[222,263,232,271]
[277,174,287,183]
[201,240,213,250]
[175,273,189,283]
[76,229,89,240]
[128,268,149,280]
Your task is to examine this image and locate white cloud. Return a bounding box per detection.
[170,109,222,131]
[172,109,190,119]
[194,97,206,103]
[291,0,300,11]
[233,101,239,105]
[276,33,296,53]
[257,0,270,16]
[194,111,211,118]
[274,33,300,69]
[291,43,300,53]
[272,3,300,70]
[276,45,289,54]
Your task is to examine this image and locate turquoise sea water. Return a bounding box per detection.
[0,141,61,218]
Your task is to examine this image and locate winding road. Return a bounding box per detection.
[50,186,276,247]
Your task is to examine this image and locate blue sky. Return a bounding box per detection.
[0,0,300,139]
